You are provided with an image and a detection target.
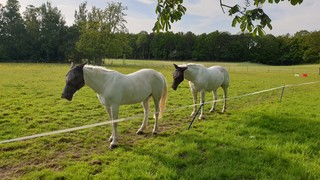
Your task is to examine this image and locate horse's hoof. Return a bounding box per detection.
[209,109,215,113]
[152,131,158,135]
[199,115,205,120]
[109,144,118,149]
[136,131,144,135]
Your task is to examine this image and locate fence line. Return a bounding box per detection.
[1,80,320,144]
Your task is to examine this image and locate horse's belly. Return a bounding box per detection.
[192,81,218,92]
[120,91,150,105]
[120,97,146,105]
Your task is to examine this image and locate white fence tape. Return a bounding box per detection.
[1,81,319,144]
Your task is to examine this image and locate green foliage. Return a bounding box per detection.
[227,0,303,36]
[0,0,28,60]
[37,2,68,62]
[0,0,317,65]
[75,2,129,64]
[136,31,150,59]
[155,0,304,36]
[153,0,187,32]
[1,62,320,179]
[126,31,320,65]
[21,2,69,62]
[250,34,282,64]
[303,31,320,63]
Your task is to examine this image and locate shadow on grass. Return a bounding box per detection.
[130,111,320,179]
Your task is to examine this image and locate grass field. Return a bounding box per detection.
[0,61,320,179]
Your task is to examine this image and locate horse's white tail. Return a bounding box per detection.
[158,77,168,118]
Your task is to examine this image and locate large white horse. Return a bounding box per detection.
[61,63,168,149]
[172,63,229,119]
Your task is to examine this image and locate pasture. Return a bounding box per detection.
[0,61,320,179]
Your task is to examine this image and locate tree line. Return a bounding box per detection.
[0,0,319,65]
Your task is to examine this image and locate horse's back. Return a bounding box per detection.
[206,66,229,89]
[129,69,165,84]
[199,66,229,90]
[208,65,229,80]
[127,68,166,96]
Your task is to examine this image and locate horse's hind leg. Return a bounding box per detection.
[137,98,149,135]
[199,90,205,119]
[222,87,228,113]
[210,90,218,113]
[152,98,160,135]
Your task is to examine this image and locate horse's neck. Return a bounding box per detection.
[83,66,117,94]
[184,66,201,82]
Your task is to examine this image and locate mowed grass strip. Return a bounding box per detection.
[0,62,319,179]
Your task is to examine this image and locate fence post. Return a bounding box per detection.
[188,103,204,130]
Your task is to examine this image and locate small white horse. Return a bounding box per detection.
[172,63,229,119]
[62,63,168,149]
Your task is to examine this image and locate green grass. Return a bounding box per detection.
[0,61,320,179]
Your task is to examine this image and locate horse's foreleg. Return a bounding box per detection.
[103,106,114,143]
[199,90,205,119]
[222,87,227,113]
[210,90,218,113]
[137,99,149,135]
[109,105,119,149]
[190,88,198,117]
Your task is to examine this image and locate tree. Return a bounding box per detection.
[154,0,303,36]
[75,2,129,64]
[136,31,149,59]
[1,0,28,60]
[63,24,81,63]
[213,32,247,61]
[192,33,210,60]
[22,2,69,62]
[278,34,304,65]
[126,33,138,59]
[303,31,320,63]
[251,34,281,64]
[104,2,128,33]
[150,32,176,60]
[23,5,41,60]
[0,4,6,60]
[183,31,196,60]
[37,2,67,62]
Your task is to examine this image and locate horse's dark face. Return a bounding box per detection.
[172,64,188,91]
[61,63,86,101]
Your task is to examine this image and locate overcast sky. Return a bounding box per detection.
[1,0,319,35]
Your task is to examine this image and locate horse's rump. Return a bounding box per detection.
[207,66,229,89]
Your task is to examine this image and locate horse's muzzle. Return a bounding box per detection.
[61,93,73,101]
[171,84,178,91]
[61,86,75,101]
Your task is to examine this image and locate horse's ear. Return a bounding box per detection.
[70,62,75,69]
[79,63,86,69]
[173,64,179,69]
